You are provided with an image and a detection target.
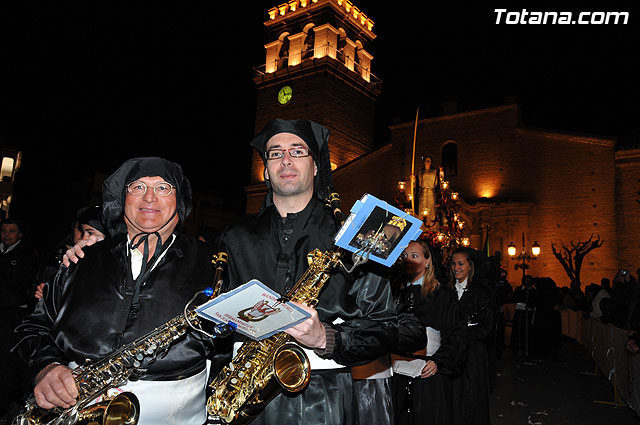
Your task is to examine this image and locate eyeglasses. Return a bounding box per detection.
[265,146,311,160]
[126,181,175,197]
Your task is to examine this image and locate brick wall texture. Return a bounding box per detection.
[332,105,636,288]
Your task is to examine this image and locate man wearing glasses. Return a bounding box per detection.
[14,157,225,425]
[219,119,398,425]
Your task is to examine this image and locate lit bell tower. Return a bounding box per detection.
[246,0,381,213]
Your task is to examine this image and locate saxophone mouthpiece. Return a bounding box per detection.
[214,252,228,267]
[328,192,341,214]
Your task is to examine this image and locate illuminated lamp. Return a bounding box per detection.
[507,242,516,257]
[532,241,541,257]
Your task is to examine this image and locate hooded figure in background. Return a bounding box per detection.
[14,157,224,425]
[75,204,107,240]
[34,203,108,302]
[218,119,399,425]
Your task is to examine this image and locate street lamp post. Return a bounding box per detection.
[507,233,541,278]
[508,233,540,357]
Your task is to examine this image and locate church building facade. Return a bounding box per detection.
[245,0,640,288]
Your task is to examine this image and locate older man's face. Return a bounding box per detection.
[1,223,21,247]
[264,133,317,200]
[124,176,178,237]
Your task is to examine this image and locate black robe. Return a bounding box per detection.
[219,198,398,425]
[451,281,494,425]
[0,239,39,414]
[392,284,467,425]
[14,234,218,383]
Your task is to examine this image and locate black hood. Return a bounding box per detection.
[250,119,333,206]
[102,157,192,237]
[76,204,107,236]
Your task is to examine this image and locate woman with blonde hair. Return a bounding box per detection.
[391,239,466,425]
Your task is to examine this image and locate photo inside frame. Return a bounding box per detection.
[348,206,413,260]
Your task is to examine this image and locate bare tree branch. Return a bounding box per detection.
[551,234,604,288]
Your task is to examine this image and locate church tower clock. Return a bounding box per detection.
[246,0,381,213]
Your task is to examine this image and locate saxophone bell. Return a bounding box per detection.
[273,342,310,392]
[14,392,140,425]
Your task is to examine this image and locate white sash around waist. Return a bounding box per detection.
[69,360,209,425]
[232,341,343,371]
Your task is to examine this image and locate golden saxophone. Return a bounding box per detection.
[207,248,343,425]
[15,252,229,425]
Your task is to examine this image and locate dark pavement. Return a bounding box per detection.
[490,337,639,425]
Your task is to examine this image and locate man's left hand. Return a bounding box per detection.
[284,302,326,350]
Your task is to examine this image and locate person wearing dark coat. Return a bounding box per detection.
[218,119,398,425]
[449,247,493,425]
[34,204,107,301]
[13,157,225,425]
[530,277,563,356]
[0,218,38,418]
[391,239,467,425]
[510,275,537,355]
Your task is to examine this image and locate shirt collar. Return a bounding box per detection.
[408,275,425,286]
[455,278,469,298]
[127,234,176,280]
[0,240,20,254]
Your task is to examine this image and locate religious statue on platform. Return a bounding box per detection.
[416,154,439,225]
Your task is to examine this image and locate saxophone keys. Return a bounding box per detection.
[109,362,123,374]
[101,370,113,383]
[78,381,92,393]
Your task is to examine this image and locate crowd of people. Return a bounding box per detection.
[506,268,640,358]
[0,118,638,425]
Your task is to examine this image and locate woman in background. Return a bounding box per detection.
[449,247,494,425]
[392,239,466,425]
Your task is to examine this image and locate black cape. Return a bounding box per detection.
[219,197,398,425]
[451,280,494,425]
[392,284,467,425]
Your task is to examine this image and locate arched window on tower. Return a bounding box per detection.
[278,36,290,69]
[441,141,458,177]
[303,24,315,60]
[337,37,346,62]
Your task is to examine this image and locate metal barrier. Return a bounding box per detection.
[562,309,640,413]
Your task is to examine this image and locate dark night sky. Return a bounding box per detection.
[1,1,639,252]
